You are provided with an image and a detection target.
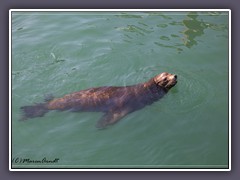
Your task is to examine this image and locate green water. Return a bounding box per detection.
[11,11,229,169]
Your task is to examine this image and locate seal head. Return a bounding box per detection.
[153,72,177,92]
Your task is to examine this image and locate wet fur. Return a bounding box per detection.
[20,72,177,129]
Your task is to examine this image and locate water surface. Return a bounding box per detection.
[11,11,229,169]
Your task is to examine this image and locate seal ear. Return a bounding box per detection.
[96,110,129,129]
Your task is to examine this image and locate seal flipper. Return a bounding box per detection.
[20,103,49,121]
[96,110,129,129]
[44,94,54,102]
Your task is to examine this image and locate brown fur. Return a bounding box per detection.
[21,72,177,129]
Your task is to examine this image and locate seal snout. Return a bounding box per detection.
[169,74,177,82]
[171,74,177,85]
[173,74,177,83]
[169,74,177,79]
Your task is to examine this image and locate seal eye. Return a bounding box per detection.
[163,77,167,81]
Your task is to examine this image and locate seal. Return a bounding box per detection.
[20,72,177,129]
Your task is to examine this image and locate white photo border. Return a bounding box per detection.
[9,9,231,171]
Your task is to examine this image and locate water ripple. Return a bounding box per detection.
[162,70,215,113]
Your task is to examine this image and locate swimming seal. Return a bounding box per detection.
[20,72,177,129]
